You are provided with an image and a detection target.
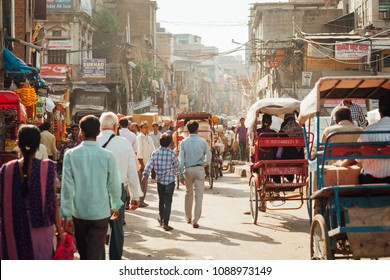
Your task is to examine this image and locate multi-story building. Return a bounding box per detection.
[249,0,390,103]
[249,1,343,100]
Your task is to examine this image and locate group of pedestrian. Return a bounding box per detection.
[0,110,214,260]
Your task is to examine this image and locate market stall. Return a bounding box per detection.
[0,91,27,153]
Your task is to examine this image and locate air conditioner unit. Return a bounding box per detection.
[383,11,390,19]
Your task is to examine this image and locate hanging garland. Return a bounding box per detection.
[15,82,37,107]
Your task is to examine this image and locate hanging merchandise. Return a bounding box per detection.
[53,104,66,149]
[15,82,37,107]
[35,96,46,125]
[0,91,21,153]
[8,80,18,91]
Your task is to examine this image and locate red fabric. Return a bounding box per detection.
[53,232,75,260]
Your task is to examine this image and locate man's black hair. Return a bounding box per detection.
[159,133,172,147]
[187,121,199,133]
[119,119,129,128]
[79,115,100,139]
[379,94,390,117]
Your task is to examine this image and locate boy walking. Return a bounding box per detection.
[141,134,179,231]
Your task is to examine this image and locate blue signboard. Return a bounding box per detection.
[82,59,106,78]
[47,0,73,11]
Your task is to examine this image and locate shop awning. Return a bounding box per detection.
[3,48,39,78]
[0,91,27,122]
[0,90,20,105]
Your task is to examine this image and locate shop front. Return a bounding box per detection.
[0,91,27,153]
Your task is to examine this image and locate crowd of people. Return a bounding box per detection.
[1,95,389,260]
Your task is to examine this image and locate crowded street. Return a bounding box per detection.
[118,170,310,260]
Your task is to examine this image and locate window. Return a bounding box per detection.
[383,54,390,68]
[379,0,390,11]
[47,50,67,64]
[52,30,62,37]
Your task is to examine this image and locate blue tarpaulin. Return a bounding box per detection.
[3,48,39,78]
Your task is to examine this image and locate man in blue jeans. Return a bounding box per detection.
[142,134,179,231]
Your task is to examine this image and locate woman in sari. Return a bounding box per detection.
[0,125,64,259]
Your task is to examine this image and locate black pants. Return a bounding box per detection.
[157,182,175,226]
[101,184,127,260]
[73,216,110,260]
[359,174,390,184]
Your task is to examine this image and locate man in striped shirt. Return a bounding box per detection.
[330,100,368,128]
[141,134,178,231]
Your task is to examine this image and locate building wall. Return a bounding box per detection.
[14,0,27,61]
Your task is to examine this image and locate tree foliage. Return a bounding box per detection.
[97,7,116,34]
[132,58,164,101]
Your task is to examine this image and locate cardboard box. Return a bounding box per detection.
[131,113,159,131]
[312,165,361,191]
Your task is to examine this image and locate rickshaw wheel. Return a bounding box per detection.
[305,182,310,216]
[249,176,259,224]
[310,215,333,260]
[209,165,214,189]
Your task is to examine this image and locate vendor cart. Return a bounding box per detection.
[0,91,27,153]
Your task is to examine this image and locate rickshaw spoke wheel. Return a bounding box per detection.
[310,215,333,260]
[209,165,214,189]
[249,177,259,224]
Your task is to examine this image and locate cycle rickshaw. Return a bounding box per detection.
[175,112,218,189]
[246,98,312,224]
[298,76,390,260]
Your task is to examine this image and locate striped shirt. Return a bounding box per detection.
[357,117,390,178]
[143,147,179,185]
[330,101,368,127]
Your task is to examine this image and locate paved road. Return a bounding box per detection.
[120,171,311,260]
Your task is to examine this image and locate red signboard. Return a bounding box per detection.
[40,64,71,79]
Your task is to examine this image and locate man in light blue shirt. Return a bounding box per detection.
[61,115,123,260]
[179,121,211,228]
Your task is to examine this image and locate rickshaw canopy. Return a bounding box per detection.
[245,98,301,129]
[298,76,390,124]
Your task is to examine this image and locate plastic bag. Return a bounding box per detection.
[53,232,75,260]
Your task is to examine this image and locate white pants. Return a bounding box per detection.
[184,166,205,225]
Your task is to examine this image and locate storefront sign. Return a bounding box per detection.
[335,41,370,60]
[75,92,106,111]
[82,59,106,78]
[40,64,71,79]
[47,0,73,11]
[128,97,152,111]
[47,40,72,49]
[301,72,312,86]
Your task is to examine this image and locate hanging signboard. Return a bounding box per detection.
[301,72,312,86]
[81,58,106,78]
[47,40,72,49]
[335,41,370,60]
[47,0,73,11]
[128,97,152,111]
[40,64,71,79]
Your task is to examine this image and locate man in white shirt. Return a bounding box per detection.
[97,112,143,260]
[340,95,390,184]
[118,118,137,153]
[137,121,155,207]
[149,122,162,149]
[149,122,162,182]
